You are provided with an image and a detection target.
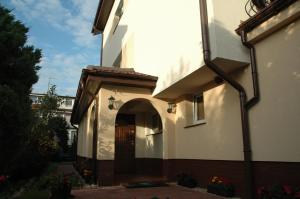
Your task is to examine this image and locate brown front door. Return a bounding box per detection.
[115,114,135,174]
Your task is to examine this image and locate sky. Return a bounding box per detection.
[2,0,101,96]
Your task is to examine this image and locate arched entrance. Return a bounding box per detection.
[114,99,163,183]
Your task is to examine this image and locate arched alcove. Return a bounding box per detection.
[114,98,164,183]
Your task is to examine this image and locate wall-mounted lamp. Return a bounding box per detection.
[108,96,115,110]
[167,102,176,113]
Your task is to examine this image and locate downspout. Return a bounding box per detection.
[71,123,78,161]
[92,96,99,185]
[241,30,260,109]
[199,1,258,198]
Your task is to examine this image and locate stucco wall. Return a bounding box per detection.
[77,102,94,158]
[102,0,249,96]
[96,84,175,160]
[76,1,300,164]
[247,15,300,162]
[173,83,244,160]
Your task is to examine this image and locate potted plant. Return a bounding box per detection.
[49,173,77,199]
[257,184,300,199]
[0,175,8,191]
[207,176,235,197]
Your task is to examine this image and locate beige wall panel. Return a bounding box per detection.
[76,102,94,159]
[174,84,244,160]
[248,18,300,162]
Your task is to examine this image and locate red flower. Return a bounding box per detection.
[219,177,232,185]
[294,191,300,198]
[283,185,292,194]
[257,186,266,195]
[0,175,6,183]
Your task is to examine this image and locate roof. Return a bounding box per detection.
[83,66,158,81]
[236,0,297,35]
[92,0,115,34]
[70,66,158,124]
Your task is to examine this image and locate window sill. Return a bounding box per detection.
[184,120,206,128]
[146,131,163,136]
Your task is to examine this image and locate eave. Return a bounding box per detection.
[92,0,115,34]
[71,66,158,124]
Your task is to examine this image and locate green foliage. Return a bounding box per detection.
[39,173,81,199]
[28,85,68,160]
[37,85,68,153]
[0,6,41,95]
[0,4,41,175]
[39,85,62,122]
[29,118,59,158]
[48,116,69,152]
[0,86,23,164]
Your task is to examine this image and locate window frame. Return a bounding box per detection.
[193,94,205,124]
[65,98,72,107]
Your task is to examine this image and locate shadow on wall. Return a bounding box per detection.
[96,111,114,159]
[117,99,163,159]
[103,25,128,67]
[161,18,253,95]
[162,57,192,90]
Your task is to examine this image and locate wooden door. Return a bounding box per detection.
[115,114,135,174]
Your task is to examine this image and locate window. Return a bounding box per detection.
[65,99,72,107]
[152,113,162,134]
[193,94,205,122]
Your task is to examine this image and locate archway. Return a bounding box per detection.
[114,99,164,183]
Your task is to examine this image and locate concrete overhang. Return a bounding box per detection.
[154,58,248,100]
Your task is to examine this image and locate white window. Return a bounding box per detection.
[65,99,72,107]
[152,113,162,134]
[193,94,205,122]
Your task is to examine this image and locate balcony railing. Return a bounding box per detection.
[245,0,274,16]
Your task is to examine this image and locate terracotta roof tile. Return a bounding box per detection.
[83,66,158,81]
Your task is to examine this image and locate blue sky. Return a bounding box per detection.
[2,0,101,96]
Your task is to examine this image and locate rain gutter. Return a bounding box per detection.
[199,0,260,198]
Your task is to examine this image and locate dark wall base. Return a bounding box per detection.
[164,159,246,196]
[135,158,163,176]
[76,156,300,198]
[253,161,300,188]
[164,159,300,198]
[97,160,114,186]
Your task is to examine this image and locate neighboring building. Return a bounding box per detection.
[30,93,77,146]
[71,0,300,198]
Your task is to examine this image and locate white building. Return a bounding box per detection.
[71,1,300,198]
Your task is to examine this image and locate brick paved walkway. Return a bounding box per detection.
[72,184,229,199]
